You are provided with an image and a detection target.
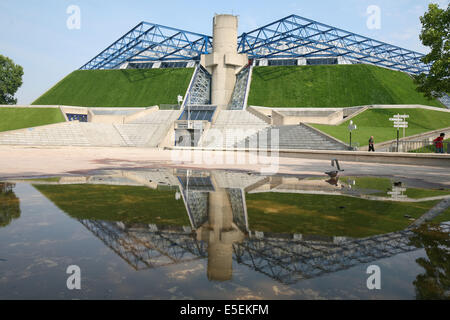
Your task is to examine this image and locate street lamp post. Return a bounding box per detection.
[347,120,357,150]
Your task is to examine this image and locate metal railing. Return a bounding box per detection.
[348,142,360,151]
[387,140,450,153]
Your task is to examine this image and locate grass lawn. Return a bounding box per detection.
[311,108,450,146]
[248,64,444,108]
[33,184,190,226]
[0,107,65,132]
[33,68,194,108]
[246,192,440,238]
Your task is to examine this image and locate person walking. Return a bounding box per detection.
[433,133,445,153]
[368,136,375,152]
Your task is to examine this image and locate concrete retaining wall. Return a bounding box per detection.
[168,146,450,167]
[249,104,450,126]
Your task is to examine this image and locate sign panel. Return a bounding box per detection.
[390,114,409,130]
[390,114,409,121]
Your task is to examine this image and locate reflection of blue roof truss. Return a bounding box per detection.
[80,15,429,74]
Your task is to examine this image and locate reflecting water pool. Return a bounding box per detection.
[0,168,449,300]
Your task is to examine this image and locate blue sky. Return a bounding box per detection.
[0,0,448,104]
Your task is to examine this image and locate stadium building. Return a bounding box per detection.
[1,14,449,151]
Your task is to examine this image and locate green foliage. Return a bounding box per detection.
[409,224,450,299]
[414,3,450,99]
[312,108,450,146]
[0,107,65,132]
[0,186,21,228]
[0,54,24,105]
[248,64,444,108]
[33,68,193,107]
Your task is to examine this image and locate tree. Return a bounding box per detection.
[0,54,24,105]
[409,223,450,300]
[0,183,21,228]
[414,3,450,99]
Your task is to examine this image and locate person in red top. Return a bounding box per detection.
[433,133,445,153]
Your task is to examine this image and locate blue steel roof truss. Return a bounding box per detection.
[80,22,212,70]
[81,14,429,74]
[238,15,429,74]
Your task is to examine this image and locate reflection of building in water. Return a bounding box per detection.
[79,216,432,284]
[78,220,207,270]
[0,183,20,228]
[41,169,449,284]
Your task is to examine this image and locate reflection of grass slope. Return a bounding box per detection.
[248,64,443,108]
[432,206,450,224]
[312,108,450,146]
[344,176,450,199]
[33,68,194,107]
[344,176,392,196]
[246,192,439,238]
[0,108,65,133]
[33,184,189,225]
[405,188,450,199]
[24,177,61,183]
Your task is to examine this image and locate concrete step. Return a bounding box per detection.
[237,124,348,150]
[130,110,181,124]
[214,110,268,126]
[0,123,94,146]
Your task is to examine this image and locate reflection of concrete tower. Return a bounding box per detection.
[201,14,248,110]
[196,176,245,281]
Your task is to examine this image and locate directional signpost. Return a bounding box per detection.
[389,114,409,152]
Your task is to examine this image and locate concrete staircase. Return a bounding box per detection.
[121,110,181,147]
[128,110,181,124]
[213,110,268,126]
[0,110,182,148]
[0,122,126,147]
[200,110,269,148]
[237,124,348,150]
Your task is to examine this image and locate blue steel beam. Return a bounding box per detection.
[80,22,212,70]
[238,14,429,74]
[80,14,428,75]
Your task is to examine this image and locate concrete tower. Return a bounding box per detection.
[201,14,248,110]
